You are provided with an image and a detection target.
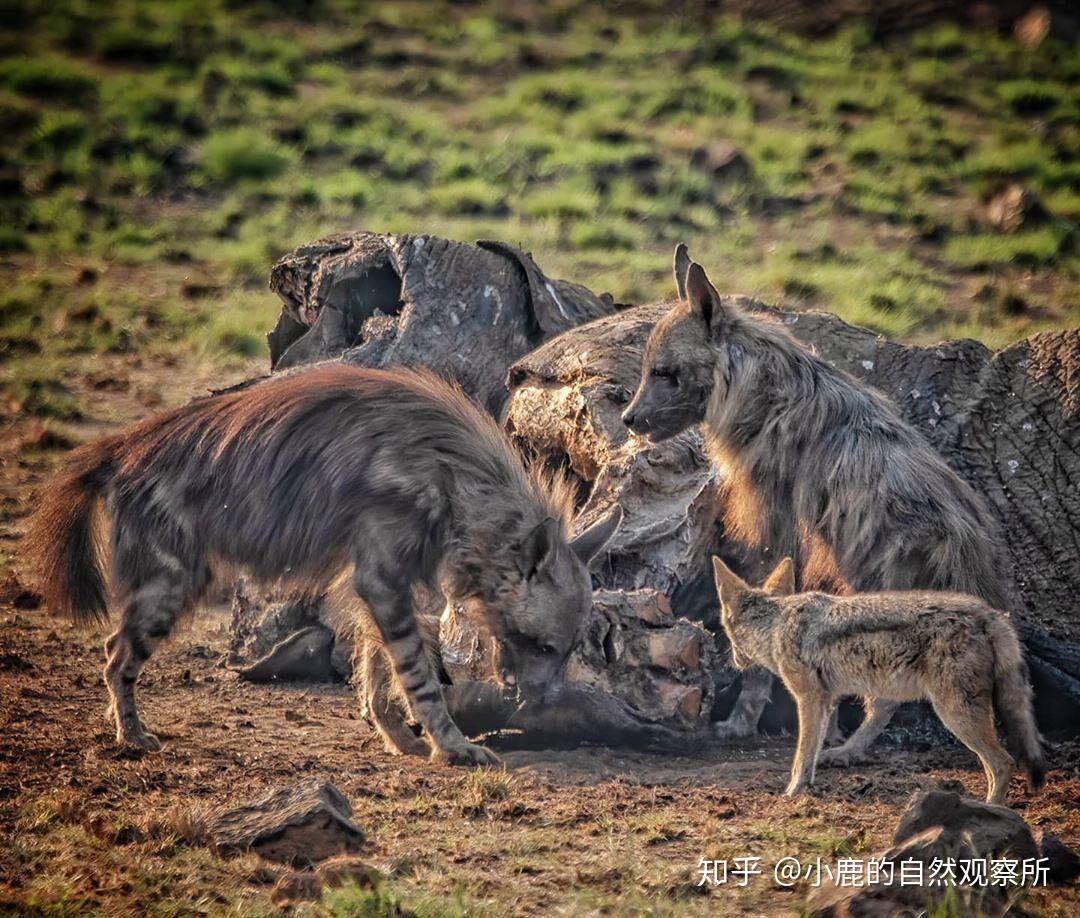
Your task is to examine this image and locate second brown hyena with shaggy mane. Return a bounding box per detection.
[623,247,1015,745]
[26,365,620,765]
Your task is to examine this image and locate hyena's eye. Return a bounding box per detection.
[651,367,677,383]
[538,643,557,655]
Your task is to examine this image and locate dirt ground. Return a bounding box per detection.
[2,596,1079,914]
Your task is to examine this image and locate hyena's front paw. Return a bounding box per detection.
[432,741,501,767]
[117,726,162,751]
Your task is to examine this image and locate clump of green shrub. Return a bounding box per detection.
[0,56,98,105]
[201,129,296,183]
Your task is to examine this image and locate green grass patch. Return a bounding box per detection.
[0,55,98,105]
[944,227,1068,270]
[201,128,296,184]
[0,0,1075,410]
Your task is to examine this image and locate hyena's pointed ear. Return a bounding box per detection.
[570,506,623,564]
[522,517,561,576]
[762,556,795,596]
[685,262,727,335]
[711,556,750,606]
[673,243,691,300]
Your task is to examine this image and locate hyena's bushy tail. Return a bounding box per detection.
[989,616,1046,792]
[24,436,118,628]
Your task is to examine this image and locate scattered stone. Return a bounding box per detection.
[315,855,382,890]
[271,869,320,905]
[1038,829,1080,884]
[808,791,1047,916]
[1014,6,1051,48]
[689,142,753,184]
[985,184,1046,234]
[211,780,365,866]
[893,789,1039,861]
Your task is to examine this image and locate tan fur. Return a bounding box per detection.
[713,556,1046,804]
[624,250,1015,744]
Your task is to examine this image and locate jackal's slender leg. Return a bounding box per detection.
[819,697,900,766]
[785,693,831,795]
[104,570,192,750]
[929,693,1014,804]
[714,667,773,741]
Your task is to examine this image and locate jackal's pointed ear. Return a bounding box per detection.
[684,262,728,335]
[570,506,622,564]
[522,517,561,576]
[711,556,750,606]
[673,243,691,300]
[762,556,795,596]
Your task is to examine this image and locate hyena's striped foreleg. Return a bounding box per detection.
[355,637,431,757]
[351,555,498,767]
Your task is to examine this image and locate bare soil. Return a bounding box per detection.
[2,599,1079,914]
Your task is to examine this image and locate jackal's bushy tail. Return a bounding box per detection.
[990,617,1046,792]
[24,437,117,628]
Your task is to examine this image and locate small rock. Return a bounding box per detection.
[1014,6,1051,48]
[689,143,753,184]
[271,869,321,904]
[807,790,1049,915]
[893,789,1039,861]
[234,625,336,683]
[271,856,381,905]
[211,780,365,866]
[985,184,1045,234]
[315,855,382,890]
[1038,830,1080,884]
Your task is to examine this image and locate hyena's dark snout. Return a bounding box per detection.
[621,403,650,434]
[499,656,566,703]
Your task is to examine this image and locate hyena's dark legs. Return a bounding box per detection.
[351,541,497,766]
[714,667,773,741]
[715,669,845,744]
[105,570,197,749]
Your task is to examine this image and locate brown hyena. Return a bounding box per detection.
[712,555,1044,803]
[623,247,1014,745]
[26,365,621,765]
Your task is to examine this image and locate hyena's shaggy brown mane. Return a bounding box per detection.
[25,363,616,762]
[702,303,1008,604]
[623,249,1015,743]
[28,364,577,612]
[626,254,1012,608]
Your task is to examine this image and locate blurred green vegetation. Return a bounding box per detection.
[0,0,1078,413]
